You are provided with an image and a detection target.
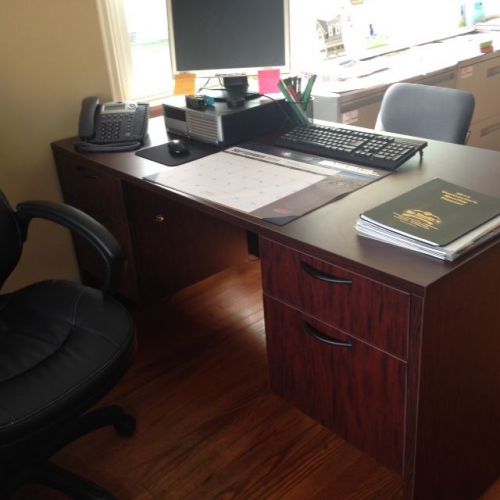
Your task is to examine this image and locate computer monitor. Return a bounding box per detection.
[166,0,290,80]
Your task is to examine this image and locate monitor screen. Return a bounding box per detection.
[167,0,290,76]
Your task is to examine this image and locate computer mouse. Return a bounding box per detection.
[167,139,189,156]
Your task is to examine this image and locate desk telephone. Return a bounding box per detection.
[76,96,149,153]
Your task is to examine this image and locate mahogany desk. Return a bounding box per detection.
[52,118,500,499]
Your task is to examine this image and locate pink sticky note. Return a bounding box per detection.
[258,69,281,94]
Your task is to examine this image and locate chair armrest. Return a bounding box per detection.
[15,200,123,293]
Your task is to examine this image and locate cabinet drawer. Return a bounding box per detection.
[260,238,409,359]
[456,55,500,122]
[56,157,123,222]
[468,114,500,152]
[264,296,405,473]
[409,68,456,89]
[56,158,101,205]
[340,91,384,128]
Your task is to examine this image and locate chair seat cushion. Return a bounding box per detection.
[0,280,134,447]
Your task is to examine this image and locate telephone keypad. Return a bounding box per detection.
[98,113,135,141]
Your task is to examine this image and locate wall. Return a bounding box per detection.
[0,1,112,291]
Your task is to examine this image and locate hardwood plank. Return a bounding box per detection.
[14,260,403,499]
[480,478,500,500]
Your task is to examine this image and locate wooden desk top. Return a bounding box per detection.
[53,117,500,295]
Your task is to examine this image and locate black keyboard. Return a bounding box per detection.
[275,124,427,170]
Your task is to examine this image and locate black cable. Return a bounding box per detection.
[197,77,213,94]
[259,93,299,132]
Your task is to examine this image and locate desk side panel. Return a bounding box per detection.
[414,244,500,500]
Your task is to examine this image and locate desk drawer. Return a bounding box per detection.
[264,296,405,473]
[56,158,121,221]
[260,238,409,359]
[123,183,248,302]
[54,152,139,300]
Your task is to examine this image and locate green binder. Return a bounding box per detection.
[360,178,500,246]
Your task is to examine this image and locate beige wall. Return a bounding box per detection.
[1,1,112,291]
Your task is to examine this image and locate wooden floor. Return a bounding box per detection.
[16,259,404,500]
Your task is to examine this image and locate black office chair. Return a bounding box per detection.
[0,191,136,499]
[375,82,475,145]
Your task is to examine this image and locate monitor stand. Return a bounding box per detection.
[202,88,261,103]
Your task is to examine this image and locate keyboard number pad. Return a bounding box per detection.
[379,143,414,161]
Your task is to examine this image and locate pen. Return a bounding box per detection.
[286,82,300,102]
[301,74,317,110]
[278,79,295,103]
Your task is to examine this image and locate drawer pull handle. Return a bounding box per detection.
[487,65,500,79]
[303,321,352,348]
[480,120,500,138]
[301,261,352,285]
[76,166,99,179]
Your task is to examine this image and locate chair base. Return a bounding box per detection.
[29,462,117,500]
[1,405,135,500]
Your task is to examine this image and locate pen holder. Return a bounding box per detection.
[285,99,314,126]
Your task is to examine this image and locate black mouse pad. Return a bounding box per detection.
[136,139,220,166]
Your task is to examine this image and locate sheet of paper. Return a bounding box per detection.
[146,149,327,213]
[314,29,498,95]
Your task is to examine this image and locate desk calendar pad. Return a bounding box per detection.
[145,145,389,225]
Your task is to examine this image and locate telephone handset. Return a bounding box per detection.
[75,96,149,153]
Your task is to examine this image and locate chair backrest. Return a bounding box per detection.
[375,83,475,145]
[0,191,23,289]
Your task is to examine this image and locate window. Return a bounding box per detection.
[97,0,172,102]
[124,0,172,100]
[99,0,500,102]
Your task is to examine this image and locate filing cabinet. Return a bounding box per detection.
[313,66,457,129]
[456,52,500,124]
[260,237,408,473]
[312,86,387,128]
[312,37,500,150]
[260,238,409,359]
[456,52,500,151]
